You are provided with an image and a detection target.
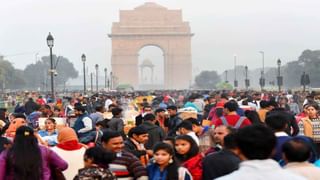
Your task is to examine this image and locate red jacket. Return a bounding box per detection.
[182,154,203,180]
[214,114,251,128]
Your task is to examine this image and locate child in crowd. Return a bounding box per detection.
[74,146,116,180]
[175,135,203,180]
[147,142,192,180]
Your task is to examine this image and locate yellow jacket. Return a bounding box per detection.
[301,117,313,138]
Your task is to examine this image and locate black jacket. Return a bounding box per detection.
[140,121,165,149]
[202,149,240,180]
[124,139,146,158]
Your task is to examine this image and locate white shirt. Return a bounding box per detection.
[187,131,200,146]
[78,116,93,133]
[51,146,86,180]
[216,159,306,180]
[285,162,320,180]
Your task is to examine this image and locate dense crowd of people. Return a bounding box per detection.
[0,89,319,180]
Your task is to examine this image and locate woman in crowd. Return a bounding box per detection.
[175,135,203,180]
[148,142,192,180]
[38,118,58,146]
[298,103,320,154]
[0,126,68,180]
[74,146,116,180]
[51,127,86,180]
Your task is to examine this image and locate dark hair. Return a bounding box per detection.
[153,142,179,180]
[282,138,311,162]
[144,113,156,121]
[260,100,269,109]
[128,126,148,138]
[74,103,86,113]
[101,130,122,143]
[111,107,123,116]
[265,112,288,131]
[155,108,165,114]
[7,126,42,179]
[215,108,224,118]
[221,93,229,100]
[186,118,201,126]
[167,105,177,111]
[244,110,262,124]
[306,103,319,111]
[163,136,175,146]
[95,104,104,112]
[84,147,116,167]
[0,108,6,121]
[143,105,152,110]
[224,132,238,150]
[177,120,193,131]
[12,113,26,120]
[235,124,276,160]
[268,100,278,108]
[108,104,117,110]
[46,117,56,124]
[224,100,238,112]
[96,120,109,129]
[175,135,199,162]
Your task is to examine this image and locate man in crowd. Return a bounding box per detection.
[73,103,94,138]
[101,130,148,180]
[176,120,199,145]
[283,138,320,179]
[140,113,164,150]
[124,126,151,166]
[265,111,291,162]
[166,105,182,136]
[203,132,240,180]
[216,125,305,180]
[135,105,153,126]
[214,100,251,128]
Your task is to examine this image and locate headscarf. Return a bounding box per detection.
[56,127,83,151]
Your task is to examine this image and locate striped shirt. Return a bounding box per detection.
[299,118,320,142]
[109,151,147,180]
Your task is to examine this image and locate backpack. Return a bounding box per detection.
[220,116,246,129]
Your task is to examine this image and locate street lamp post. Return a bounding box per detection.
[234,55,238,88]
[104,68,107,89]
[259,51,265,90]
[245,65,250,90]
[225,70,228,83]
[81,54,86,94]
[110,71,113,90]
[90,72,93,93]
[46,32,54,100]
[277,59,282,92]
[95,64,99,92]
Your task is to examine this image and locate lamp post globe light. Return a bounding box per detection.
[244,65,250,90]
[104,68,107,89]
[277,59,283,92]
[46,32,54,100]
[95,64,99,92]
[81,54,86,94]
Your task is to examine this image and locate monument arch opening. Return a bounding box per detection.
[138,45,164,90]
[109,2,193,89]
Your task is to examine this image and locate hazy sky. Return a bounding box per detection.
[1,0,320,80]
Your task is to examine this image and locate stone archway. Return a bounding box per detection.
[108,2,193,89]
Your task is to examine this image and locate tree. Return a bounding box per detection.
[195,70,220,89]
[0,58,26,90]
[24,55,78,90]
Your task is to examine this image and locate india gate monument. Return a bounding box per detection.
[108,2,193,89]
